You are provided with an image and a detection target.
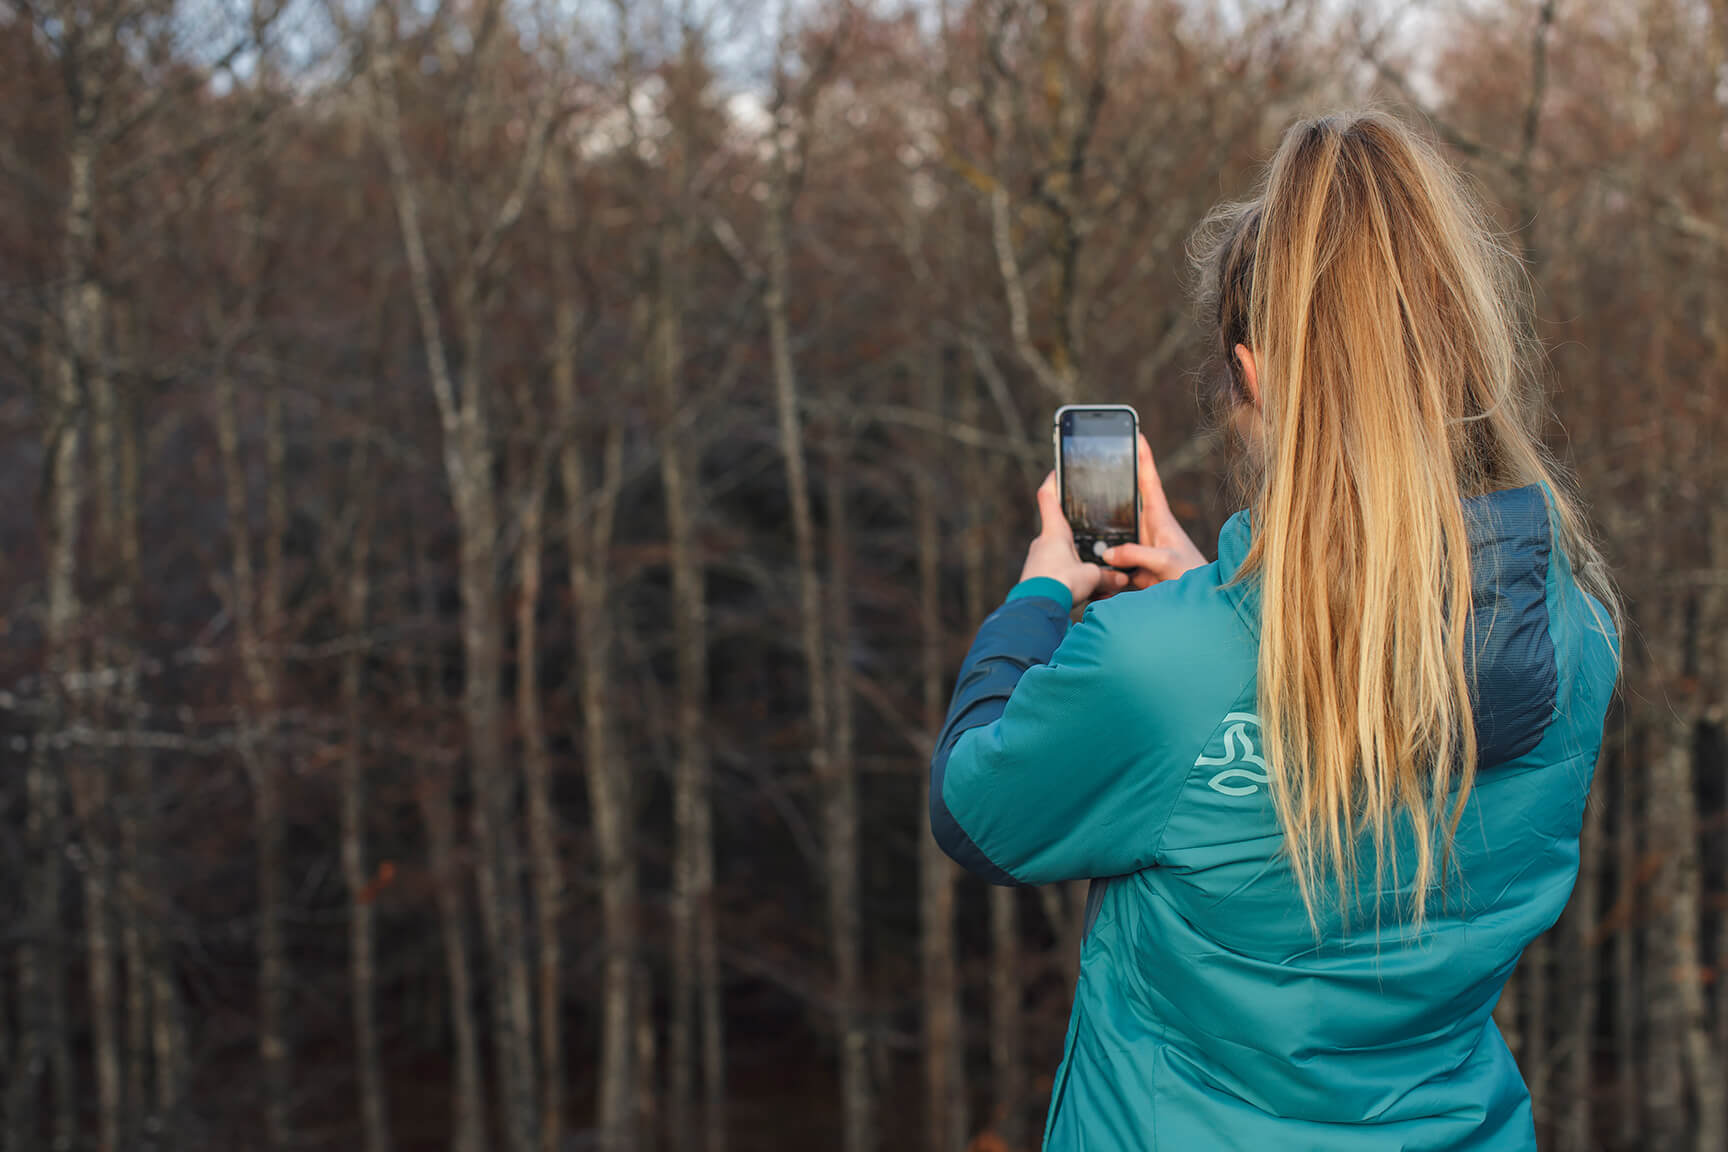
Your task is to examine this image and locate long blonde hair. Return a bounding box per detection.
[1193,111,1619,931]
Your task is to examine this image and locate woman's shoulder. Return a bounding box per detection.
[1069,559,1260,708]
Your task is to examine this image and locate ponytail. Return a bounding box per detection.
[1194,112,1620,931]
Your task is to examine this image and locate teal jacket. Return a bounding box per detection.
[931,485,1618,1150]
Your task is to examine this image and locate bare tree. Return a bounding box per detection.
[363,5,564,1147]
[761,7,871,1147]
[654,29,727,1151]
[547,133,635,1151]
[915,349,966,1152]
[338,420,390,1152]
[212,183,294,1152]
[1560,752,1607,1152]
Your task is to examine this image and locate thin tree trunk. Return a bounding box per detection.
[13,53,106,1152]
[369,25,538,1146]
[658,223,720,1152]
[1527,935,1550,1133]
[80,301,122,1152]
[454,320,537,1152]
[341,435,390,1152]
[543,134,635,1150]
[554,338,633,1152]
[121,901,148,1134]
[416,771,488,1152]
[1709,9,1728,1088]
[1644,639,1716,1152]
[1699,47,1728,1119]
[108,332,182,1134]
[1642,723,1685,1152]
[1667,713,1726,1151]
[826,423,870,1152]
[572,426,630,1152]
[1495,969,1523,1065]
[112,355,158,1146]
[917,356,965,1152]
[1715,510,1728,1132]
[765,138,871,1150]
[214,332,291,1151]
[263,388,291,1149]
[1562,754,1606,1152]
[514,429,563,1152]
[1616,723,1641,1151]
[958,361,1024,1150]
[411,524,486,1152]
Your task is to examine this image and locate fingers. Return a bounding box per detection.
[1079,563,1129,602]
[1102,542,1185,584]
[1137,433,1176,544]
[1036,470,1071,540]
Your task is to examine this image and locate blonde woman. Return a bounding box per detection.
[931,111,1619,1150]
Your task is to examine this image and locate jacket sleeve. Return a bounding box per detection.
[930,577,1186,886]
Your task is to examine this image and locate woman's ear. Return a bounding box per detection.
[1233,344,1260,410]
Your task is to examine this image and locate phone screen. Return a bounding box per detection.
[1060,408,1137,549]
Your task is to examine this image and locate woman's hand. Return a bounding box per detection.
[1020,472,1129,607]
[1101,434,1208,589]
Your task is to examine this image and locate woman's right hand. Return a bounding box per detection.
[1101,434,1208,589]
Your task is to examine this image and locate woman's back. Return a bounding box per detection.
[935,485,1616,1149]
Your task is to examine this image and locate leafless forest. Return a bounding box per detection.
[0,0,1723,1149]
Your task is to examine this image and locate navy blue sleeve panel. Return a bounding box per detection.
[1463,484,1557,767]
[930,577,1073,885]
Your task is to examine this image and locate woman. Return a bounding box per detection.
[931,111,1620,1150]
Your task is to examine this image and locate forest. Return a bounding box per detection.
[0,0,1724,1149]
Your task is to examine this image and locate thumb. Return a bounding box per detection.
[1036,471,1071,539]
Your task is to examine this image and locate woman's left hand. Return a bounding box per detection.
[1019,472,1130,607]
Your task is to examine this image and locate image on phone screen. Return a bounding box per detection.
[1060,408,1137,544]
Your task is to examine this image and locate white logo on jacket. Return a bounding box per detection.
[1198,712,1269,796]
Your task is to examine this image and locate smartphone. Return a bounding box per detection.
[1054,404,1140,566]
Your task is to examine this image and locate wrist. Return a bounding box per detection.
[1007,575,1075,614]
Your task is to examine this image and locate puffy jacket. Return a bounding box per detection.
[930,483,1618,1151]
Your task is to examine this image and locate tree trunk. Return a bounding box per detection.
[370,26,538,1146]
[917,355,966,1152]
[455,318,536,1152]
[108,334,182,1137]
[765,140,871,1150]
[79,291,121,1152]
[826,424,870,1152]
[408,528,487,1152]
[214,328,291,1151]
[454,347,537,1152]
[558,363,633,1152]
[1561,752,1606,1152]
[1643,709,1687,1152]
[341,436,390,1152]
[657,226,721,1152]
[543,133,636,1150]
[11,54,105,1152]
[1616,723,1642,1151]
[416,768,488,1152]
[1495,968,1523,1066]
[1644,627,1720,1152]
[958,361,1024,1150]
[1526,935,1550,1134]
[514,430,564,1152]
